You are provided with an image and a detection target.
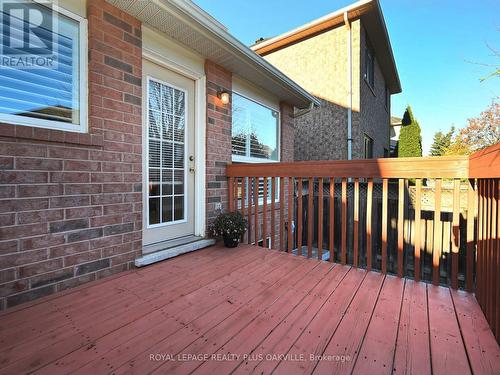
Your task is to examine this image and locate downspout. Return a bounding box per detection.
[344,11,353,160]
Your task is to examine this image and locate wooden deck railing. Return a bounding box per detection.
[226,144,499,341]
[469,143,500,341]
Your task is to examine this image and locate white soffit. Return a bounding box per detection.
[107,0,319,108]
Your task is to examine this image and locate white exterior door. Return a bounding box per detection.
[142,59,196,246]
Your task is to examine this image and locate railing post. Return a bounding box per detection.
[466,179,476,292]
[247,177,252,244]
[432,178,442,285]
[341,178,347,265]
[353,178,359,267]
[318,177,324,260]
[280,177,285,251]
[228,177,234,212]
[307,177,313,258]
[287,177,294,253]
[397,178,404,278]
[254,177,259,246]
[366,178,373,271]
[271,177,276,249]
[451,179,460,289]
[329,178,335,263]
[297,178,303,256]
[263,177,268,248]
[477,180,484,305]
[381,178,388,274]
[414,179,422,282]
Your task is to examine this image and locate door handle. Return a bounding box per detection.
[189,167,195,173]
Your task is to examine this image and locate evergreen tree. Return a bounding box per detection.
[430,127,455,156]
[398,106,423,158]
[430,131,445,156]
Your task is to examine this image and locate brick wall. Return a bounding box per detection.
[205,61,232,226]
[263,19,391,161]
[278,102,294,251]
[0,0,142,310]
[294,99,348,161]
[357,23,390,158]
[280,102,295,163]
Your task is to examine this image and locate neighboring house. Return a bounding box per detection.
[252,0,402,161]
[0,0,318,309]
[390,116,402,156]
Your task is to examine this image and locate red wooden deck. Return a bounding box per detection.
[0,244,498,375]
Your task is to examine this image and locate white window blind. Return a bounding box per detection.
[0,4,85,131]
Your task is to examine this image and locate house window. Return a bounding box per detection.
[0,3,87,132]
[232,92,280,204]
[364,135,373,159]
[364,44,375,89]
[231,92,279,162]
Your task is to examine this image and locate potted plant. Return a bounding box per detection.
[211,211,248,248]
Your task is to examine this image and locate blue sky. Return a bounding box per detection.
[195,0,499,155]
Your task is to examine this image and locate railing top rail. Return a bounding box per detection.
[227,156,470,179]
[469,142,500,178]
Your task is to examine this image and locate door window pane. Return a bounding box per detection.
[147,79,186,225]
[161,197,173,223]
[174,196,184,221]
[149,198,160,225]
[148,168,160,196]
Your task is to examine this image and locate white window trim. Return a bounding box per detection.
[0,3,88,133]
[142,49,207,239]
[231,90,281,164]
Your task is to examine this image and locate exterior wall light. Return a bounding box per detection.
[217,89,230,105]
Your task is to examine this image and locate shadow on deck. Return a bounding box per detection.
[0,244,498,374]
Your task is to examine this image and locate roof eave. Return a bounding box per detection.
[371,0,401,94]
[162,0,321,108]
[252,0,401,94]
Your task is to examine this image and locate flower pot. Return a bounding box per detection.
[223,236,239,248]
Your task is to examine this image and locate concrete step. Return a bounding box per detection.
[135,237,215,267]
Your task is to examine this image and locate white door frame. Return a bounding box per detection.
[142,48,206,238]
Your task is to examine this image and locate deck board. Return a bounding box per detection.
[234,265,359,375]
[312,271,385,375]
[0,244,498,375]
[451,289,500,374]
[428,285,472,375]
[190,263,346,375]
[77,251,311,375]
[1,246,262,373]
[35,249,286,375]
[392,280,431,375]
[351,275,405,374]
